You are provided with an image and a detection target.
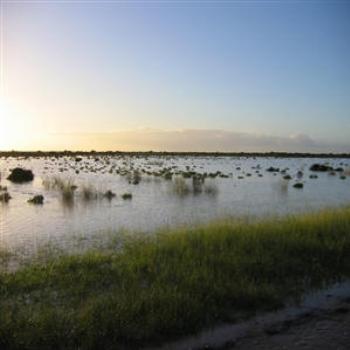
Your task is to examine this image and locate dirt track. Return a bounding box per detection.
[233,300,350,350]
[152,282,350,350]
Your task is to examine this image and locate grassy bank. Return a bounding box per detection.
[1,209,350,349]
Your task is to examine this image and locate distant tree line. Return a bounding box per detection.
[1,150,350,158]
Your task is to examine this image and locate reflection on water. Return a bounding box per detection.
[0,155,349,256]
[274,180,289,198]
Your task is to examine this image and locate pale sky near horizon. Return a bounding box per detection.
[0,0,349,151]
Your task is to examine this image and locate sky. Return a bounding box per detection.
[0,0,349,152]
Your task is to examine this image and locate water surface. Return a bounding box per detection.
[1,155,349,256]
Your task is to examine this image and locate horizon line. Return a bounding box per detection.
[1,150,350,158]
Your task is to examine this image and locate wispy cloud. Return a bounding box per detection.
[41,129,350,153]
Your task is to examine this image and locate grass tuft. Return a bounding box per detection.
[43,177,76,203]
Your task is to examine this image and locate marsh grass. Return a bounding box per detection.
[0,208,350,349]
[192,175,205,194]
[172,176,218,197]
[43,176,76,203]
[0,192,11,203]
[125,170,142,185]
[172,176,190,196]
[43,177,109,203]
[81,185,99,201]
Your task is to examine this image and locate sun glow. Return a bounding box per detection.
[0,97,30,150]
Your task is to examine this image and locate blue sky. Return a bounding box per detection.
[1,0,350,151]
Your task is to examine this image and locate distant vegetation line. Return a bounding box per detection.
[1,150,350,158]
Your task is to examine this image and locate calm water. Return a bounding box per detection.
[0,155,349,256]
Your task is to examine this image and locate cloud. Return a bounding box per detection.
[40,128,350,153]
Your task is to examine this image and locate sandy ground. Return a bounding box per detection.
[232,301,350,350]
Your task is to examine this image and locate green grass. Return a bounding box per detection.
[1,208,350,349]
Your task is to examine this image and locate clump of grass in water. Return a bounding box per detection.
[103,190,116,200]
[0,185,11,203]
[122,192,132,200]
[81,185,99,201]
[172,176,191,196]
[61,186,75,204]
[0,191,11,203]
[192,175,204,194]
[163,172,173,180]
[1,208,350,349]
[43,177,76,203]
[126,170,142,185]
[172,176,218,196]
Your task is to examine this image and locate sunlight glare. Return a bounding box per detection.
[0,98,27,150]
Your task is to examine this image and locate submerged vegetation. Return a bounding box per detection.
[42,177,119,204]
[82,184,99,201]
[43,176,76,203]
[0,208,350,349]
[0,191,11,203]
[172,176,218,197]
[0,184,11,203]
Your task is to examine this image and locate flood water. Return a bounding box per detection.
[0,155,349,256]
